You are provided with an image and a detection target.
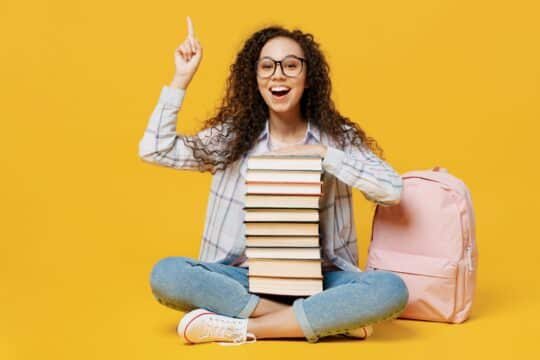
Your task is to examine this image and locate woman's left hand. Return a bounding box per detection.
[265,144,327,157]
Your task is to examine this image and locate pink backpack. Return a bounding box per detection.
[366,166,478,323]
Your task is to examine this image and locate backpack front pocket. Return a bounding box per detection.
[366,248,459,322]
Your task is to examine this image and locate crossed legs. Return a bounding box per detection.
[150,256,408,342]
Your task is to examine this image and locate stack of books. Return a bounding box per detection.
[244,154,324,296]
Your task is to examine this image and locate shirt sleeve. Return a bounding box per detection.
[138,85,224,172]
[322,141,403,206]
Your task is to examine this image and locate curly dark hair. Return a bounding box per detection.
[182,25,385,173]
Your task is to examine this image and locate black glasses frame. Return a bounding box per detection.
[255,55,306,78]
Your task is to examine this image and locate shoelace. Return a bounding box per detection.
[199,317,257,346]
[217,332,257,346]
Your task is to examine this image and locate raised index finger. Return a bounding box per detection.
[186,16,195,38]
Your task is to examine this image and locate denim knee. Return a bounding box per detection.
[149,256,192,300]
[368,270,409,314]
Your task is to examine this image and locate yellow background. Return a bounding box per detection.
[2,0,539,359]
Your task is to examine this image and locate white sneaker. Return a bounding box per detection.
[342,324,374,339]
[177,309,257,346]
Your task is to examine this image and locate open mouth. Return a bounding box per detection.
[270,87,291,98]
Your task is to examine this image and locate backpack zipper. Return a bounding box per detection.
[465,245,473,272]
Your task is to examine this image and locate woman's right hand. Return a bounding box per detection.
[171,16,203,90]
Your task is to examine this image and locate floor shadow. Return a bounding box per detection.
[359,320,416,342]
[156,322,179,336]
[468,282,509,320]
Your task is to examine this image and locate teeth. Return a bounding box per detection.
[270,87,290,91]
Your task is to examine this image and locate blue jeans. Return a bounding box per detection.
[150,256,409,343]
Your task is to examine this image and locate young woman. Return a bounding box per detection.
[139,16,409,345]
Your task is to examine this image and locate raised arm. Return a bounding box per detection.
[138,16,213,171]
[139,85,209,171]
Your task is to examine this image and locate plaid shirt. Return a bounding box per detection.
[139,85,403,272]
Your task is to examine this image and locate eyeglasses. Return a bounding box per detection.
[256,55,306,78]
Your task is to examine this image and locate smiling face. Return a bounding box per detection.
[256,36,308,118]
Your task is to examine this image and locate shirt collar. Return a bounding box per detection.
[256,118,321,143]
